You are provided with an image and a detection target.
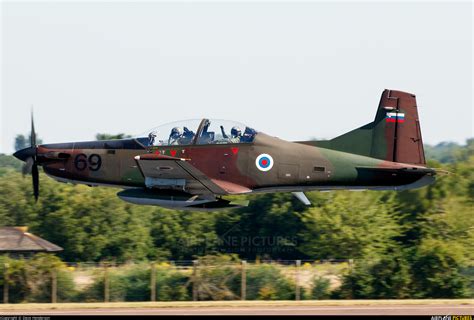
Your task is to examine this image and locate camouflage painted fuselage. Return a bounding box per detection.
[14,89,436,210]
[38,132,433,190]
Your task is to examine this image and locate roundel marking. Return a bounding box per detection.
[256,154,274,172]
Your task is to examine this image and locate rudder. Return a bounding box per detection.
[310,89,426,165]
[371,89,425,165]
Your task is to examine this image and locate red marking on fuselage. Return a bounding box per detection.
[231,147,239,155]
[170,150,177,157]
[261,159,268,165]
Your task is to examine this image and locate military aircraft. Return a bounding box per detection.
[14,89,436,210]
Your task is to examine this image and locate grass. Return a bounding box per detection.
[0,299,472,311]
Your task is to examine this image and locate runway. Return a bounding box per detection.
[1,303,472,315]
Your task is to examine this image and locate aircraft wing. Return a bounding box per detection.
[134,153,251,196]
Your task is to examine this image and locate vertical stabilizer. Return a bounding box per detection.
[308,89,426,165]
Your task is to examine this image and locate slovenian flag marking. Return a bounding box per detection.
[386,112,405,123]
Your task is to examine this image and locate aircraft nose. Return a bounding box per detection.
[13,146,36,162]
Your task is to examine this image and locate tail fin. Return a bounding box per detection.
[313,89,426,165]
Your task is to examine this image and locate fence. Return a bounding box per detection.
[0,259,352,303]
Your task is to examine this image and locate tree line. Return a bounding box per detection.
[1,137,473,298]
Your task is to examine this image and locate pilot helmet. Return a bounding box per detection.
[231,126,242,137]
[171,127,183,138]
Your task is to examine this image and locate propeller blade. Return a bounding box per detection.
[30,110,36,147]
[32,162,39,202]
[22,157,34,176]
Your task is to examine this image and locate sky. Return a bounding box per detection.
[1,1,472,154]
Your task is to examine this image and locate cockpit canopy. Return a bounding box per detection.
[137,119,258,147]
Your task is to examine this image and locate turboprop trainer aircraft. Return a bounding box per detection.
[14,89,436,210]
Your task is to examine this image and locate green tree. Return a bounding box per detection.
[298,191,401,259]
[215,193,307,260]
[305,276,331,300]
[336,250,412,299]
[14,133,43,151]
[150,209,222,260]
[409,238,470,298]
[0,171,156,262]
[0,154,22,174]
[14,134,27,151]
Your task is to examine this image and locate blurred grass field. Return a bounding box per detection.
[0,299,472,311]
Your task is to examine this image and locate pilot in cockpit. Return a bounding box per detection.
[230,126,242,143]
[220,125,242,143]
[148,131,157,146]
[168,126,195,145]
[168,127,183,145]
[180,127,195,144]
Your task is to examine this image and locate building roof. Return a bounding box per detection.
[0,227,63,252]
